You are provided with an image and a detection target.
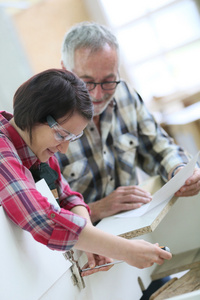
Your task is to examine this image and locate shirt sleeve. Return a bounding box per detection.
[132,90,191,181]
[0,138,88,251]
[49,156,91,212]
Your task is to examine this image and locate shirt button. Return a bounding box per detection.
[129,141,133,145]
[71,173,75,177]
[50,213,56,218]
[90,127,94,131]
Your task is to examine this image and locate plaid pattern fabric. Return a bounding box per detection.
[57,81,189,204]
[0,111,89,251]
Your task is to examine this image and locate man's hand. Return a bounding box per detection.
[89,186,152,223]
[174,167,200,197]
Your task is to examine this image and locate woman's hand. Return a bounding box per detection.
[81,253,113,277]
[125,240,172,269]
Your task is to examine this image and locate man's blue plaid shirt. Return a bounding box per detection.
[56,81,189,204]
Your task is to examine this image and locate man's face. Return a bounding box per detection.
[72,44,119,116]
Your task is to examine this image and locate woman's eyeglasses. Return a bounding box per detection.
[46,115,83,142]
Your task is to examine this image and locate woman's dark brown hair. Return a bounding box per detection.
[13,68,93,140]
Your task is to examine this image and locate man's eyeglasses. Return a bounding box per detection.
[47,115,83,142]
[85,80,121,91]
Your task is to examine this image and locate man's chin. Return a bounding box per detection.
[93,107,107,116]
[92,101,112,116]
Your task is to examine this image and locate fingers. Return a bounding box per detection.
[152,257,164,266]
[81,264,113,277]
[123,194,152,205]
[116,193,152,212]
[116,186,152,206]
[175,168,200,197]
[158,248,172,261]
[175,180,200,196]
[101,186,152,217]
[147,247,172,268]
[86,252,96,270]
[175,188,199,197]
[153,246,172,267]
[119,186,152,200]
[185,168,200,185]
[126,240,173,269]
[81,254,113,277]
[119,201,143,211]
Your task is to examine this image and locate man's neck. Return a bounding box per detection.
[93,115,100,133]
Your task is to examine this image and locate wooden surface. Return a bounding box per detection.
[151,266,200,300]
[119,195,177,239]
[151,248,200,280]
[120,195,177,239]
[150,278,178,300]
[13,0,91,73]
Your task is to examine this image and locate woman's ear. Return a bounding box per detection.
[61,61,66,70]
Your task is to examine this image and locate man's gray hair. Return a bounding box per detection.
[61,21,119,70]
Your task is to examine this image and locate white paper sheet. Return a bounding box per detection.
[115,151,200,218]
[36,178,61,211]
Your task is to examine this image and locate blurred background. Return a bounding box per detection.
[1,0,200,154]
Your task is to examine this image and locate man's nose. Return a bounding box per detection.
[56,140,69,154]
[90,84,105,99]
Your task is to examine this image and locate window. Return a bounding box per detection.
[98,0,200,102]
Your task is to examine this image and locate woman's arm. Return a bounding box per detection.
[71,206,172,270]
[74,222,172,269]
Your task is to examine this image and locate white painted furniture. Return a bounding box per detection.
[1,175,199,300]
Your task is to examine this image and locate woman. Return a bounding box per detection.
[0,69,171,276]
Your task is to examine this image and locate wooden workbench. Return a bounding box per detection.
[150,265,200,300]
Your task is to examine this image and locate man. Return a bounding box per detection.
[57,21,200,225]
[57,21,200,299]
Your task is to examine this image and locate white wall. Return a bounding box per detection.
[0,8,33,113]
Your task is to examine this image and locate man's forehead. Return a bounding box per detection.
[73,47,119,80]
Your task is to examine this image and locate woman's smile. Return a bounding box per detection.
[47,148,56,156]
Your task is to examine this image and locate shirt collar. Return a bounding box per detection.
[0,111,39,169]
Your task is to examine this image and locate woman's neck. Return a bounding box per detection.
[9,118,30,146]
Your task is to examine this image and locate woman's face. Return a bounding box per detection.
[30,112,88,162]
